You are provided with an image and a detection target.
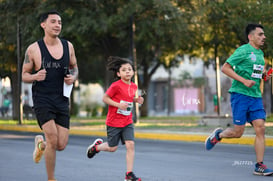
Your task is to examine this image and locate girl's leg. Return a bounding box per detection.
[97,142,118,152]
[125,140,135,172]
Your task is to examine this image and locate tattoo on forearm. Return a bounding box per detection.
[69,63,78,78]
[24,53,30,64]
[72,67,79,79]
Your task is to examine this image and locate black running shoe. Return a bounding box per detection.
[86,138,103,158]
[125,172,142,181]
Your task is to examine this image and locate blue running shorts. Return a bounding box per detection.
[230,92,265,125]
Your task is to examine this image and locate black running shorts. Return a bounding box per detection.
[107,124,135,147]
[33,93,70,129]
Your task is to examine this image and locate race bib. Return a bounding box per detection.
[117,100,133,116]
[251,64,263,79]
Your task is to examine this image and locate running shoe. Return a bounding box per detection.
[86,138,103,158]
[125,172,142,181]
[33,135,45,163]
[253,162,273,176]
[205,127,223,150]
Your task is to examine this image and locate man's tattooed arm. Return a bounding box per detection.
[23,52,31,64]
[70,63,78,80]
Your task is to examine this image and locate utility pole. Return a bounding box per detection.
[130,15,139,123]
[215,56,221,116]
[271,59,273,113]
[167,67,171,116]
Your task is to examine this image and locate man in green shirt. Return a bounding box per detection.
[205,23,273,176]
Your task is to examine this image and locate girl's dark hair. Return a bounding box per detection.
[39,10,61,23]
[245,23,263,42]
[107,56,134,80]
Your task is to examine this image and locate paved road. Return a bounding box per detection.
[1,131,273,181]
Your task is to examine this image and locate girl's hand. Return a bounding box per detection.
[118,102,128,110]
[135,96,144,104]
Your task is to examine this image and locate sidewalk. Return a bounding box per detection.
[1,124,273,147]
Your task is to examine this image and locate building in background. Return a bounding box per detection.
[1,55,272,118]
[147,55,233,116]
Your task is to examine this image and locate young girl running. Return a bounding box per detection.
[86,56,144,181]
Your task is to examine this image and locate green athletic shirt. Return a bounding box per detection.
[226,43,264,98]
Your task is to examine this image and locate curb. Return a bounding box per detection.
[1,125,273,147]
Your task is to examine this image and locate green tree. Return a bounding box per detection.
[45,0,197,116]
[3,0,273,120]
[130,0,197,116]
[0,0,41,120]
[192,0,273,64]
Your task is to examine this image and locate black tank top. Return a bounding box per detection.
[32,39,69,95]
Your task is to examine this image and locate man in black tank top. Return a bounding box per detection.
[22,10,78,181]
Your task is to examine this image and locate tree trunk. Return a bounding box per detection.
[139,64,150,117]
[11,72,20,121]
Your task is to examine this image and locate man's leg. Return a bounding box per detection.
[42,120,59,181]
[219,125,245,139]
[56,124,69,151]
[205,125,245,150]
[251,119,273,176]
[252,119,265,163]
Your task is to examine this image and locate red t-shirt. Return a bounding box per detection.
[105,79,137,127]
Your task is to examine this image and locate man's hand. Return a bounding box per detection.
[263,68,273,81]
[35,69,47,81]
[64,74,75,85]
[243,79,256,88]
